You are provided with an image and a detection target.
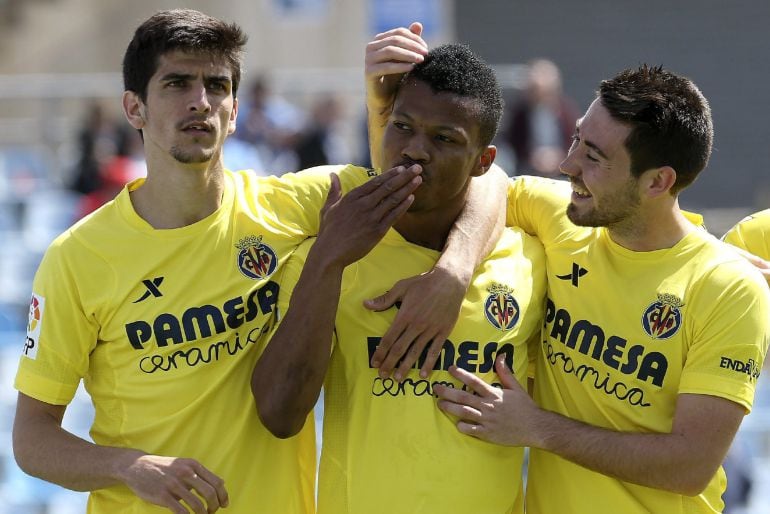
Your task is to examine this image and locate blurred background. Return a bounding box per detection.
[0,0,768,512]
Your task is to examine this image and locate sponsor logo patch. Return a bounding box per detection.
[720,356,761,381]
[24,293,44,359]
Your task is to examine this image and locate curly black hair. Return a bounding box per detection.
[402,43,504,146]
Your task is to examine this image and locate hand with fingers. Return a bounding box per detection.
[120,454,228,514]
[434,354,544,448]
[365,265,466,381]
[365,22,428,170]
[365,22,428,113]
[312,165,422,268]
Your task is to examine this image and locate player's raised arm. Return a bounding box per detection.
[365,22,427,171]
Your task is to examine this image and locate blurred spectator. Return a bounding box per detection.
[77,125,145,218]
[69,101,121,195]
[504,58,578,178]
[233,74,305,173]
[223,137,266,174]
[294,94,350,169]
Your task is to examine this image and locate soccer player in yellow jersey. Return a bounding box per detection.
[431,66,770,513]
[723,210,770,285]
[252,35,546,513]
[11,11,504,514]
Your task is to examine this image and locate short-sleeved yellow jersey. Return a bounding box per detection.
[507,176,770,514]
[16,165,373,514]
[277,227,546,514]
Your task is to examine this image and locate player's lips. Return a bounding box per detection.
[571,181,591,199]
[179,119,213,133]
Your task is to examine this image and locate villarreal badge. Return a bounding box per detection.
[641,293,684,340]
[236,235,278,280]
[484,283,520,331]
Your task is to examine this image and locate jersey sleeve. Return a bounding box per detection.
[678,261,770,411]
[722,209,770,260]
[722,216,753,251]
[506,176,573,243]
[249,165,376,237]
[15,239,103,405]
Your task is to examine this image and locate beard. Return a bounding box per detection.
[566,180,641,227]
[169,144,215,164]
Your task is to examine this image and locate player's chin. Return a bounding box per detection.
[566,204,597,227]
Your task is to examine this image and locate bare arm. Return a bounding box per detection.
[435,356,744,495]
[13,393,228,514]
[252,167,421,437]
[365,22,427,171]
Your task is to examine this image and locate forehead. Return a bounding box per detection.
[579,99,632,155]
[393,80,482,137]
[152,50,233,80]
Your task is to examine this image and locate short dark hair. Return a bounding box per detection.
[401,43,503,146]
[599,65,713,194]
[122,9,248,102]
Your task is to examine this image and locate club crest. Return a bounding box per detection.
[484,283,520,331]
[641,293,683,340]
[236,235,277,280]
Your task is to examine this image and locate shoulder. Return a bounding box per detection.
[231,165,373,192]
[48,196,124,257]
[509,174,572,196]
[488,227,546,263]
[507,175,572,213]
[689,231,768,294]
[723,209,770,250]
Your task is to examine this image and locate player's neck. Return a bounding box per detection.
[130,160,226,229]
[607,202,695,252]
[395,205,462,251]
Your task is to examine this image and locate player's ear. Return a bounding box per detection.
[228,97,238,135]
[642,165,676,198]
[123,90,145,130]
[473,145,497,177]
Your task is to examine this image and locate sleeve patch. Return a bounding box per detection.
[24,293,45,360]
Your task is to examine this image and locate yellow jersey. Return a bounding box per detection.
[277,227,546,514]
[507,176,770,514]
[16,165,374,514]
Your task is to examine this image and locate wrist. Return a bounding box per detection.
[528,408,566,452]
[306,241,348,275]
[110,448,146,484]
[434,258,473,293]
[366,94,393,116]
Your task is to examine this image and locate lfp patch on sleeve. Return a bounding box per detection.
[24,293,44,360]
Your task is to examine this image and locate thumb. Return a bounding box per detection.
[494,353,518,389]
[409,21,423,37]
[322,173,342,211]
[363,284,404,311]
